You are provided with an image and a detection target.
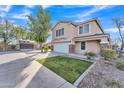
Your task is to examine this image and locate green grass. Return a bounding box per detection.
[38,56,92,84]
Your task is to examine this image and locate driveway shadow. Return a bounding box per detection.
[0,51,70,88]
[0,53,39,88]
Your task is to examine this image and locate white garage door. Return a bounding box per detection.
[54,43,69,53]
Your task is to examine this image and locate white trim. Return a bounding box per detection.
[78,23,91,36]
[55,35,65,39]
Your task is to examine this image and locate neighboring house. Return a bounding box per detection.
[0,40,40,51]
[51,18,110,54]
[17,40,39,50]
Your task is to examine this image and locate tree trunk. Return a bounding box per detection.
[3,39,7,51]
[40,43,43,52]
[118,43,124,58]
[3,45,5,51]
[115,19,124,58]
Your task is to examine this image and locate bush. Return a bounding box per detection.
[43,45,49,52]
[101,48,116,60]
[11,44,16,49]
[85,52,96,59]
[0,42,4,46]
[105,78,122,88]
[116,61,124,71]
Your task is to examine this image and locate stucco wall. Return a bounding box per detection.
[91,21,103,34]
[52,21,107,54]
[52,20,104,42]
[75,41,100,54]
[52,22,76,41]
[75,21,103,37]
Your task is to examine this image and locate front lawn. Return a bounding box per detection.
[38,56,92,83]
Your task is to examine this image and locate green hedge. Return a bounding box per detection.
[116,61,124,71]
[101,48,116,60]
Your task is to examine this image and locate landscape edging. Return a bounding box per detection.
[73,60,98,87]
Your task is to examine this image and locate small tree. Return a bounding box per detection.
[111,37,119,52]
[12,25,25,40]
[0,19,14,51]
[12,25,28,41]
[113,17,124,58]
[28,7,51,52]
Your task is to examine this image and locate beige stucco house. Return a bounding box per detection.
[51,18,110,54]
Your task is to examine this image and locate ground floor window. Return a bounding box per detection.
[81,42,85,50]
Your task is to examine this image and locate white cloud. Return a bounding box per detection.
[25,5,35,8]
[42,5,52,9]
[64,5,115,22]
[0,5,11,12]
[0,12,6,18]
[77,5,115,19]
[105,27,124,33]
[74,18,90,22]
[0,5,12,18]
[10,20,15,23]
[26,5,52,9]
[12,9,31,20]
[63,5,89,8]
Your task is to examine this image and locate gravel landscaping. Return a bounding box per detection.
[78,58,124,88]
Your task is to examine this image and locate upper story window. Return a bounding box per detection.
[79,26,83,34]
[79,24,90,34]
[56,28,64,37]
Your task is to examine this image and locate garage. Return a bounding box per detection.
[20,43,34,49]
[18,40,35,50]
[54,43,69,53]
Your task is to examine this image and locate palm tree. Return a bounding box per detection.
[28,7,51,52]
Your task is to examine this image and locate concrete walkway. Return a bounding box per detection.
[0,51,75,88]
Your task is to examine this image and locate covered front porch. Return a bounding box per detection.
[69,34,110,54]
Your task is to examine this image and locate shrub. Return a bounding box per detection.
[43,45,49,52]
[0,42,4,46]
[105,78,122,88]
[85,52,96,59]
[116,61,124,71]
[101,48,116,61]
[11,44,16,49]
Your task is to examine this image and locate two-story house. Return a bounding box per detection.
[51,18,110,54]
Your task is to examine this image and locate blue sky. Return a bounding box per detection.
[0,5,124,42]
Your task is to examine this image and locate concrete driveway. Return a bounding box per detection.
[0,50,75,88]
